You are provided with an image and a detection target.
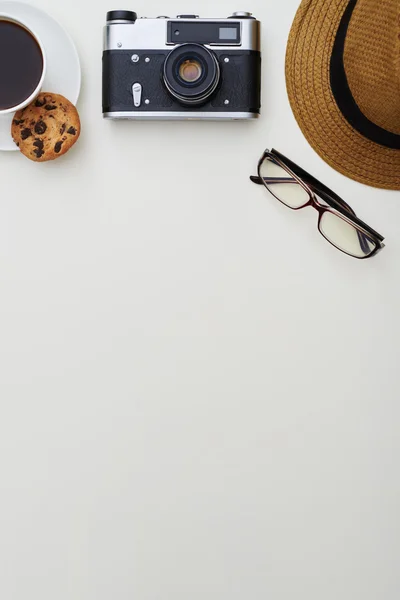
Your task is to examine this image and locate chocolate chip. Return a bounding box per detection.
[34,121,47,135]
[33,138,44,159]
[35,98,46,107]
[49,115,55,119]
[21,128,32,140]
[45,104,57,111]
[13,119,24,126]
[60,124,66,135]
[67,126,77,135]
[54,141,63,153]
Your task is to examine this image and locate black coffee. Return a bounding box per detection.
[0,20,43,110]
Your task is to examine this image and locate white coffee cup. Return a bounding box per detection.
[0,14,46,115]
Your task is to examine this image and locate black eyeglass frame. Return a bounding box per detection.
[251,149,385,259]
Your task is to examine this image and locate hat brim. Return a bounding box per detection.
[285,0,400,190]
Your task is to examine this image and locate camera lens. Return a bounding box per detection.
[164,44,220,106]
[178,59,203,83]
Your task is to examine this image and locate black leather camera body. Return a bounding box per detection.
[103,11,261,120]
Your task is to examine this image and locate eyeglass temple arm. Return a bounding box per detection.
[251,168,356,217]
[250,176,296,185]
[251,173,355,215]
[251,172,366,222]
[269,150,357,215]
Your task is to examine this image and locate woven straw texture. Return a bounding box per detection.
[286,0,400,190]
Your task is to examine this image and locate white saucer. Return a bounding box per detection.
[0,1,81,151]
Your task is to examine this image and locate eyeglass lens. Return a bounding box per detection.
[259,157,309,208]
[319,211,376,257]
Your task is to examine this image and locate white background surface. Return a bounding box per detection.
[1,1,399,599]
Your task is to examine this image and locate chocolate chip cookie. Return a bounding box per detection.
[11,93,81,162]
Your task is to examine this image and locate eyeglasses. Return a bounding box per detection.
[250,149,385,259]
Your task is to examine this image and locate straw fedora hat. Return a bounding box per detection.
[286,0,400,190]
